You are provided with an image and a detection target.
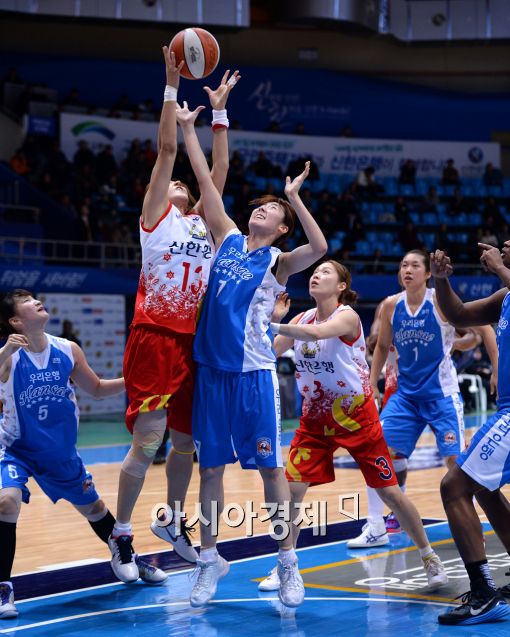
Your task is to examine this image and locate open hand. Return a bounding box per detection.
[430,249,453,279]
[3,333,29,357]
[284,161,310,199]
[163,46,184,89]
[204,69,241,110]
[176,101,206,128]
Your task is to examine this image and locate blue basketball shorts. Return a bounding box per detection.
[380,391,465,459]
[0,447,99,505]
[192,364,283,470]
[457,409,510,491]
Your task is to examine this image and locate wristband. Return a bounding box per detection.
[164,85,177,102]
[212,108,229,132]
[270,322,280,335]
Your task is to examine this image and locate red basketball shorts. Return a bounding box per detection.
[286,398,398,488]
[123,326,194,435]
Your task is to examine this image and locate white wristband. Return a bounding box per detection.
[164,85,177,102]
[212,108,229,129]
[270,322,280,335]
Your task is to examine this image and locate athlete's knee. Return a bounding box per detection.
[376,485,401,508]
[199,466,224,483]
[444,455,457,470]
[123,418,167,477]
[170,431,195,455]
[258,466,283,484]
[0,492,21,521]
[440,466,468,504]
[77,498,107,521]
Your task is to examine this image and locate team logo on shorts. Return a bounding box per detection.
[82,477,94,493]
[257,437,273,458]
[444,431,457,445]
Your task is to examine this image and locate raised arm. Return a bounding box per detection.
[431,249,506,327]
[369,296,396,402]
[272,308,359,342]
[70,342,125,399]
[0,333,28,382]
[193,70,241,217]
[177,102,236,247]
[276,162,328,284]
[141,47,183,229]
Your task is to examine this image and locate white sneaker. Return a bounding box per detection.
[277,559,305,608]
[190,556,230,607]
[151,520,199,563]
[346,523,390,549]
[258,565,280,591]
[135,555,168,584]
[108,535,139,583]
[423,552,448,590]
[0,582,18,619]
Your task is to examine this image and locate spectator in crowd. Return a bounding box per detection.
[498,222,510,245]
[9,150,30,176]
[74,140,95,171]
[227,150,246,186]
[483,196,504,224]
[59,319,82,346]
[286,155,319,182]
[364,248,386,274]
[448,187,469,216]
[394,196,410,223]
[420,185,439,212]
[335,190,359,231]
[399,159,416,186]
[46,141,70,188]
[96,145,118,186]
[293,122,306,135]
[249,151,275,178]
[111,94,132,113]
[482,162,503,187]
[339,124,354,137]
[435,223,452,254]
[479,226,498,247]
[355,166,383,197]
[266,120,280,133]
[398,221,421,252]
[442,158,460,186]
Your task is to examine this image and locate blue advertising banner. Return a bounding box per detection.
[0,264,500,303]
[4,51,510,141]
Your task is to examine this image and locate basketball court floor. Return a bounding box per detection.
[4,413,510,636]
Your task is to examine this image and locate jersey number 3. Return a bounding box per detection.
[375,456,394,481]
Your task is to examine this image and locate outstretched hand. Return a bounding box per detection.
[163,46,184,89]
[478,242,505,274]
[430,249,453,279]
[204,69,241,110]
[284,161,310,200]
[176,101,206,128]
[272,293,291,323]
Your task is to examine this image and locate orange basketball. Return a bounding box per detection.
[169,28,220,80]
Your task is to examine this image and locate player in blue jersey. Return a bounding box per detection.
[348,249,467,548]
[176,102,327,609]
[0,290,166,620]
[431,245,510,625]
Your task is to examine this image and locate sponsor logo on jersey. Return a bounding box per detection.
[257,437,272,458]
[301,342,320,359]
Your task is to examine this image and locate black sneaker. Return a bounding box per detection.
[438,590,510,625]
[499,583,510,600]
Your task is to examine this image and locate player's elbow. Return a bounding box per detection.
[159,141,177,157]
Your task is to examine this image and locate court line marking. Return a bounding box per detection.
[0,596,453,633]
[16,520,452,603]
[302,583,456,603]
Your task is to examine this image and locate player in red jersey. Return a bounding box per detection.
[109,46,240,581]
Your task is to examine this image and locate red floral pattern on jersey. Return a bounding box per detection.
[137,268,207,323]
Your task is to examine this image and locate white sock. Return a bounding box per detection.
[419,545,434,559]
[400,484,406,494]
[112,521,132,537]
[367,487,385,528]
[200,547,218,563]
[279,547,297,564]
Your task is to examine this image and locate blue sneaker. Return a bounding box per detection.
[385,512,401,534]
[438,590,510,625]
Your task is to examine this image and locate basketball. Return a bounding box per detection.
[169,27,220,80]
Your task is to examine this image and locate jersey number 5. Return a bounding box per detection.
[38,405,48,421]
[375,456,394,481]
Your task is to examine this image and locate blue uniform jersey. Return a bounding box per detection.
[0,334,79,461]
[392,288,458,399]
[496,291,510,409]
[193,230,285,372]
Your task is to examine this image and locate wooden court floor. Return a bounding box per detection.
[13,446,509,576]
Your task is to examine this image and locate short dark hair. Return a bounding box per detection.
[400,249,430,273]
[0,289,33,336]
[249,195,296,248]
